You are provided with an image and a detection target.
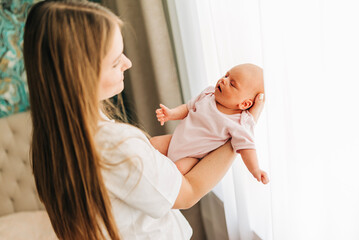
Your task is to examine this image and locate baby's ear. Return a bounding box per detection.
[239,99,253,110]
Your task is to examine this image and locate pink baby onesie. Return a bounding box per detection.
[167,86,256,162]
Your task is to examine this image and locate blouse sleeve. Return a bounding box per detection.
[97,123,183,219]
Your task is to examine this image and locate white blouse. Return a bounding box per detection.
[95,118,192,239]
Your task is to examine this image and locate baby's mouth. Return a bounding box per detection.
[217,85,222,92]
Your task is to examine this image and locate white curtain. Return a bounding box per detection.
[167,0,359,239]
[260,0,359,239]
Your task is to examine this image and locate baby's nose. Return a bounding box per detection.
[221,77,228,84]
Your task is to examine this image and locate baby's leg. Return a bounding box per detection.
[150,135,199,174]
[175,157,200,175]
[149,134,172,156]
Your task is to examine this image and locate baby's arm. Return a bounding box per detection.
[156,104,189,126]
[238,149,269,184]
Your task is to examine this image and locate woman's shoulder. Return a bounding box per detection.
[96,121,149,147]
[95,121,157,168]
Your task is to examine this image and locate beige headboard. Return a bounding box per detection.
[0,111,44,217]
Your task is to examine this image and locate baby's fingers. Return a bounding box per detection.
[255,175,261,182]
[156,109,164,117]
[156,113,166,126]
[261,172,269,184]
[157,115,165,123]
[156,113,165,118]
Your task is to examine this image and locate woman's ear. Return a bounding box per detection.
[239,99,253,110]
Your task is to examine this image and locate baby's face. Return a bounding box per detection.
[214,64,263,110]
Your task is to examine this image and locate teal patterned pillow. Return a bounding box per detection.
[0,0,41,118]
[1,0,102,118]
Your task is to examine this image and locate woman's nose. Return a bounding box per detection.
[122,54,132,71]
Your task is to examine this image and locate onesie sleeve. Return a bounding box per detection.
[187,86,215,110]
[229,111,256,152]
[97,123,183,219]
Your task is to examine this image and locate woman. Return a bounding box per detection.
[23,1,264,239]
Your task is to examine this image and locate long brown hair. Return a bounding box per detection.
[23,1,123,239]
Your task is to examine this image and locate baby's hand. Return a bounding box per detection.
[156,104,172,126]
[251,169,269,184]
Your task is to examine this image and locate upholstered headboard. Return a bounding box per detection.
[0,111,44,217]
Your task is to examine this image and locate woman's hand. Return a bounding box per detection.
[249,93,265,123]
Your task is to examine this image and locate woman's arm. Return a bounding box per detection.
[172,141,236,209]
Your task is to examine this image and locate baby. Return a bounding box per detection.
[151,63,269,184]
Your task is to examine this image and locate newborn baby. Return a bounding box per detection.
[151,63,269,184]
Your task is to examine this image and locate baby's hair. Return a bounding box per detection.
[232,63,264,110]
